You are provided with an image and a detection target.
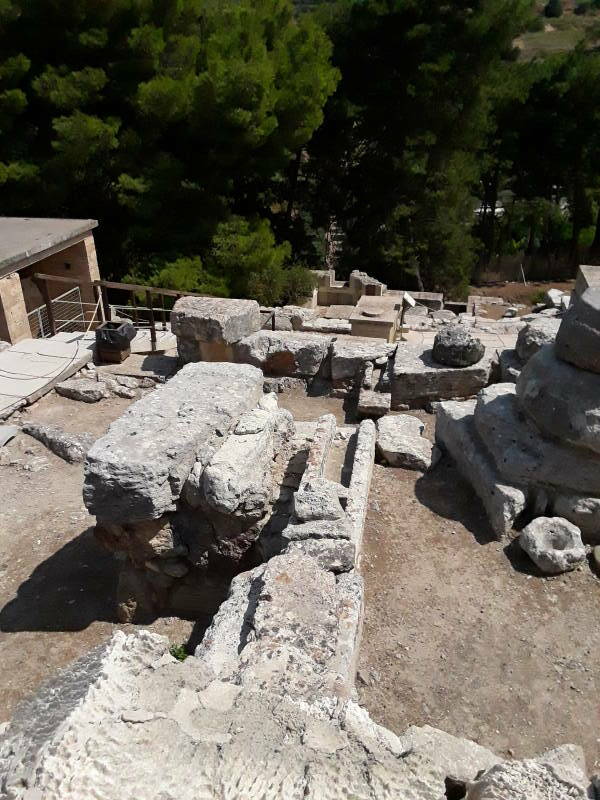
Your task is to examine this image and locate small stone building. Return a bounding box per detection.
[0,217,100,343]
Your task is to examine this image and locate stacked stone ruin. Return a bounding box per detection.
[435,288,600,541]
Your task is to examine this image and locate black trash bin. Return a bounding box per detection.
[95,320,136,363]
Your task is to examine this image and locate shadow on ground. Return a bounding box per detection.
[414,455,497,545]
[0,527,120,632]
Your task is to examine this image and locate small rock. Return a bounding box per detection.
[56,378,109,403]
[519,517,586,574]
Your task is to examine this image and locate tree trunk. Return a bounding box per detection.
[588,204,600,263]
[285,150,303,223]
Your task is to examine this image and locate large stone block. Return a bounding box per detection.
[233,330,331,377]
[171,296,261,345]
[435,399,527,537]
[555,287,600,373]
[376,414,439,471]
[83,362,264,523]
[517,344,600,455]
[330,336,394,382]
[392,343,495,408]
[475,383,600,495]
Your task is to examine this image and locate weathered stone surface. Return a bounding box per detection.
[517,345,600,455]
[498,348,521,383]
[515,317,560,363]
[55,377,108,403]
[392,342,495,408]
[555,287,600,374]
[330,336,394,382]
[435,400,527,537]
[466,744,589,799]
[519,517,586,574]
[0,340,10,353]
[0,625,507,800]
[104,377,137,399]
[376,414,440,471]
[200,407,276,535]
[552,494,600,544]
[284,538,356,573]
[476,383,600,495]
[83,362,264,523]
[432,325,485,367]
[300,317,351,335]
[22,422,94,464]
[233,330,331,377]
[357,388,391,418]
[544,287,567,308]
[171,296,261,344]
[345,419,377,551]
[293,478,345,522]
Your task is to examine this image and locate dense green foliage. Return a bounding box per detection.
[2,0,600,297]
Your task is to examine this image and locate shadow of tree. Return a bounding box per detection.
[0,527,120,633]
[414,454,498,545]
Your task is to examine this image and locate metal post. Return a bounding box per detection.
[101,284,111,322]
[146,290,157,353]
[34,277,57,337]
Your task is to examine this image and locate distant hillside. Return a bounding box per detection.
[516,1,600,59]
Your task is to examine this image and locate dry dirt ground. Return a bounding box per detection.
[1,385,599,775]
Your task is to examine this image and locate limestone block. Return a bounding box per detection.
[435,399,527,537]
[357,388,391,418]
[519,517,586,574]
[233,330,331,377]
[476,383,600,495]
[544,287,567,308]
[330,336,394,382]
[300,317,352,335]
[22,422,94,463]
[517,345,600,455]
[376,414,440,471]
[555,287,600,374]
[293,478,345,522]
[284,538,356,573]
[498,348,522,383]
[83,362,263,523]
[515,317,560,363]
[392,342,495,408]
[171,296,261,344]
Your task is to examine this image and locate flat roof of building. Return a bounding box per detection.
[0,217,98,278]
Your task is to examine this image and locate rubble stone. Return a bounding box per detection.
[519,517,586,574]
[498,349,522,383]
[376,414,440,471]
[515,317,560,363]
[544,287,567,308]
[555,287,600,374]
[234,330,331,377]
[517,345,600,455]
[432,325,485,367]
[83,362,264,523]
[55,377,109,403]
[293,478,345,522]
[552,494,600,544]
[330,336,394,382]
[22,422,94,464]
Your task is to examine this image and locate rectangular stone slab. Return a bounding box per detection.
[392,342,496,408]
[83,362,264,523]
[170,296,261,344]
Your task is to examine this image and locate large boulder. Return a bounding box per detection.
[432,325,484,367]
[519,517,586,574]
[233,330,331,377]
[555,287,600,374]
[515,317,560,363]
[376,414,439,471]
[83,362,264,523]
[517,345,600,456]
[475,383,600,496]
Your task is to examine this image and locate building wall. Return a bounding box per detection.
[0,272,31,343]
[20,233,101,312]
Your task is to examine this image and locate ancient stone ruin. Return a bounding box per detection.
[436,287,600,545]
